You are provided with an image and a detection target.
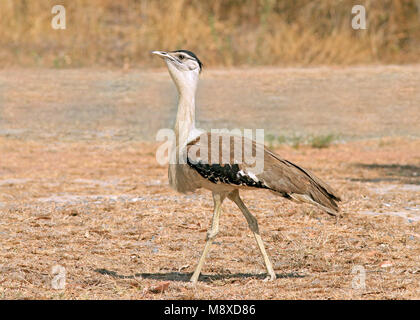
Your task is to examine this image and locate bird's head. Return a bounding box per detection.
[152,50,203,95]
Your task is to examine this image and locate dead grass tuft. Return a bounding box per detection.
[0,0,419,68]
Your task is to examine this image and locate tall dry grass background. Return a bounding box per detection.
[0,0,419,68]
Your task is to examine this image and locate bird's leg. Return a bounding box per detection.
[190,192,226,284]
[228,190,276,281]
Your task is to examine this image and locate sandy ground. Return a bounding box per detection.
[0,66,419,299]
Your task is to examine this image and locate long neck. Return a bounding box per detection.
[174,76,197,147]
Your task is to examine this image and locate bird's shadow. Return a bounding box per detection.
[94,268,304,283]
[350,163,420,185]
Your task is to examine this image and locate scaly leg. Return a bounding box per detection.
[190,192,226,283]
[228,190,276,280]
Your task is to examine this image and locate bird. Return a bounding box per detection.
[152,50,341,284]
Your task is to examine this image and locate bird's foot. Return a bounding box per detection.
[190,273,199,285]
[263,273,276,282]
[186,280,197,289]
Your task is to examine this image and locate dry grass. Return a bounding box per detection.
[1,0,419,68]
[0,66,419,299]
[0,138,419,299]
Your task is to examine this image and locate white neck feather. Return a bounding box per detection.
[175,93,195,146]
[167,63,199,147]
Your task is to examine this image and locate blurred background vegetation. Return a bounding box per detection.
[0,0,419,68]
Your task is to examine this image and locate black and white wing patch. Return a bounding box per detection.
[186,158,268,189]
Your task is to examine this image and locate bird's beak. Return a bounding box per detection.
[151,51,169,59]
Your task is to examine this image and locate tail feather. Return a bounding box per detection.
[290,193,340,216]
[278,159,341,215]
[258,147,341,216]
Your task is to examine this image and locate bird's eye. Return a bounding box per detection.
[178,54,185,60]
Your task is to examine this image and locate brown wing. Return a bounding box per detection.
[186,132,341,215]
[186,133,269,188]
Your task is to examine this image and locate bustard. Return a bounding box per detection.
[152,50,341,283]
